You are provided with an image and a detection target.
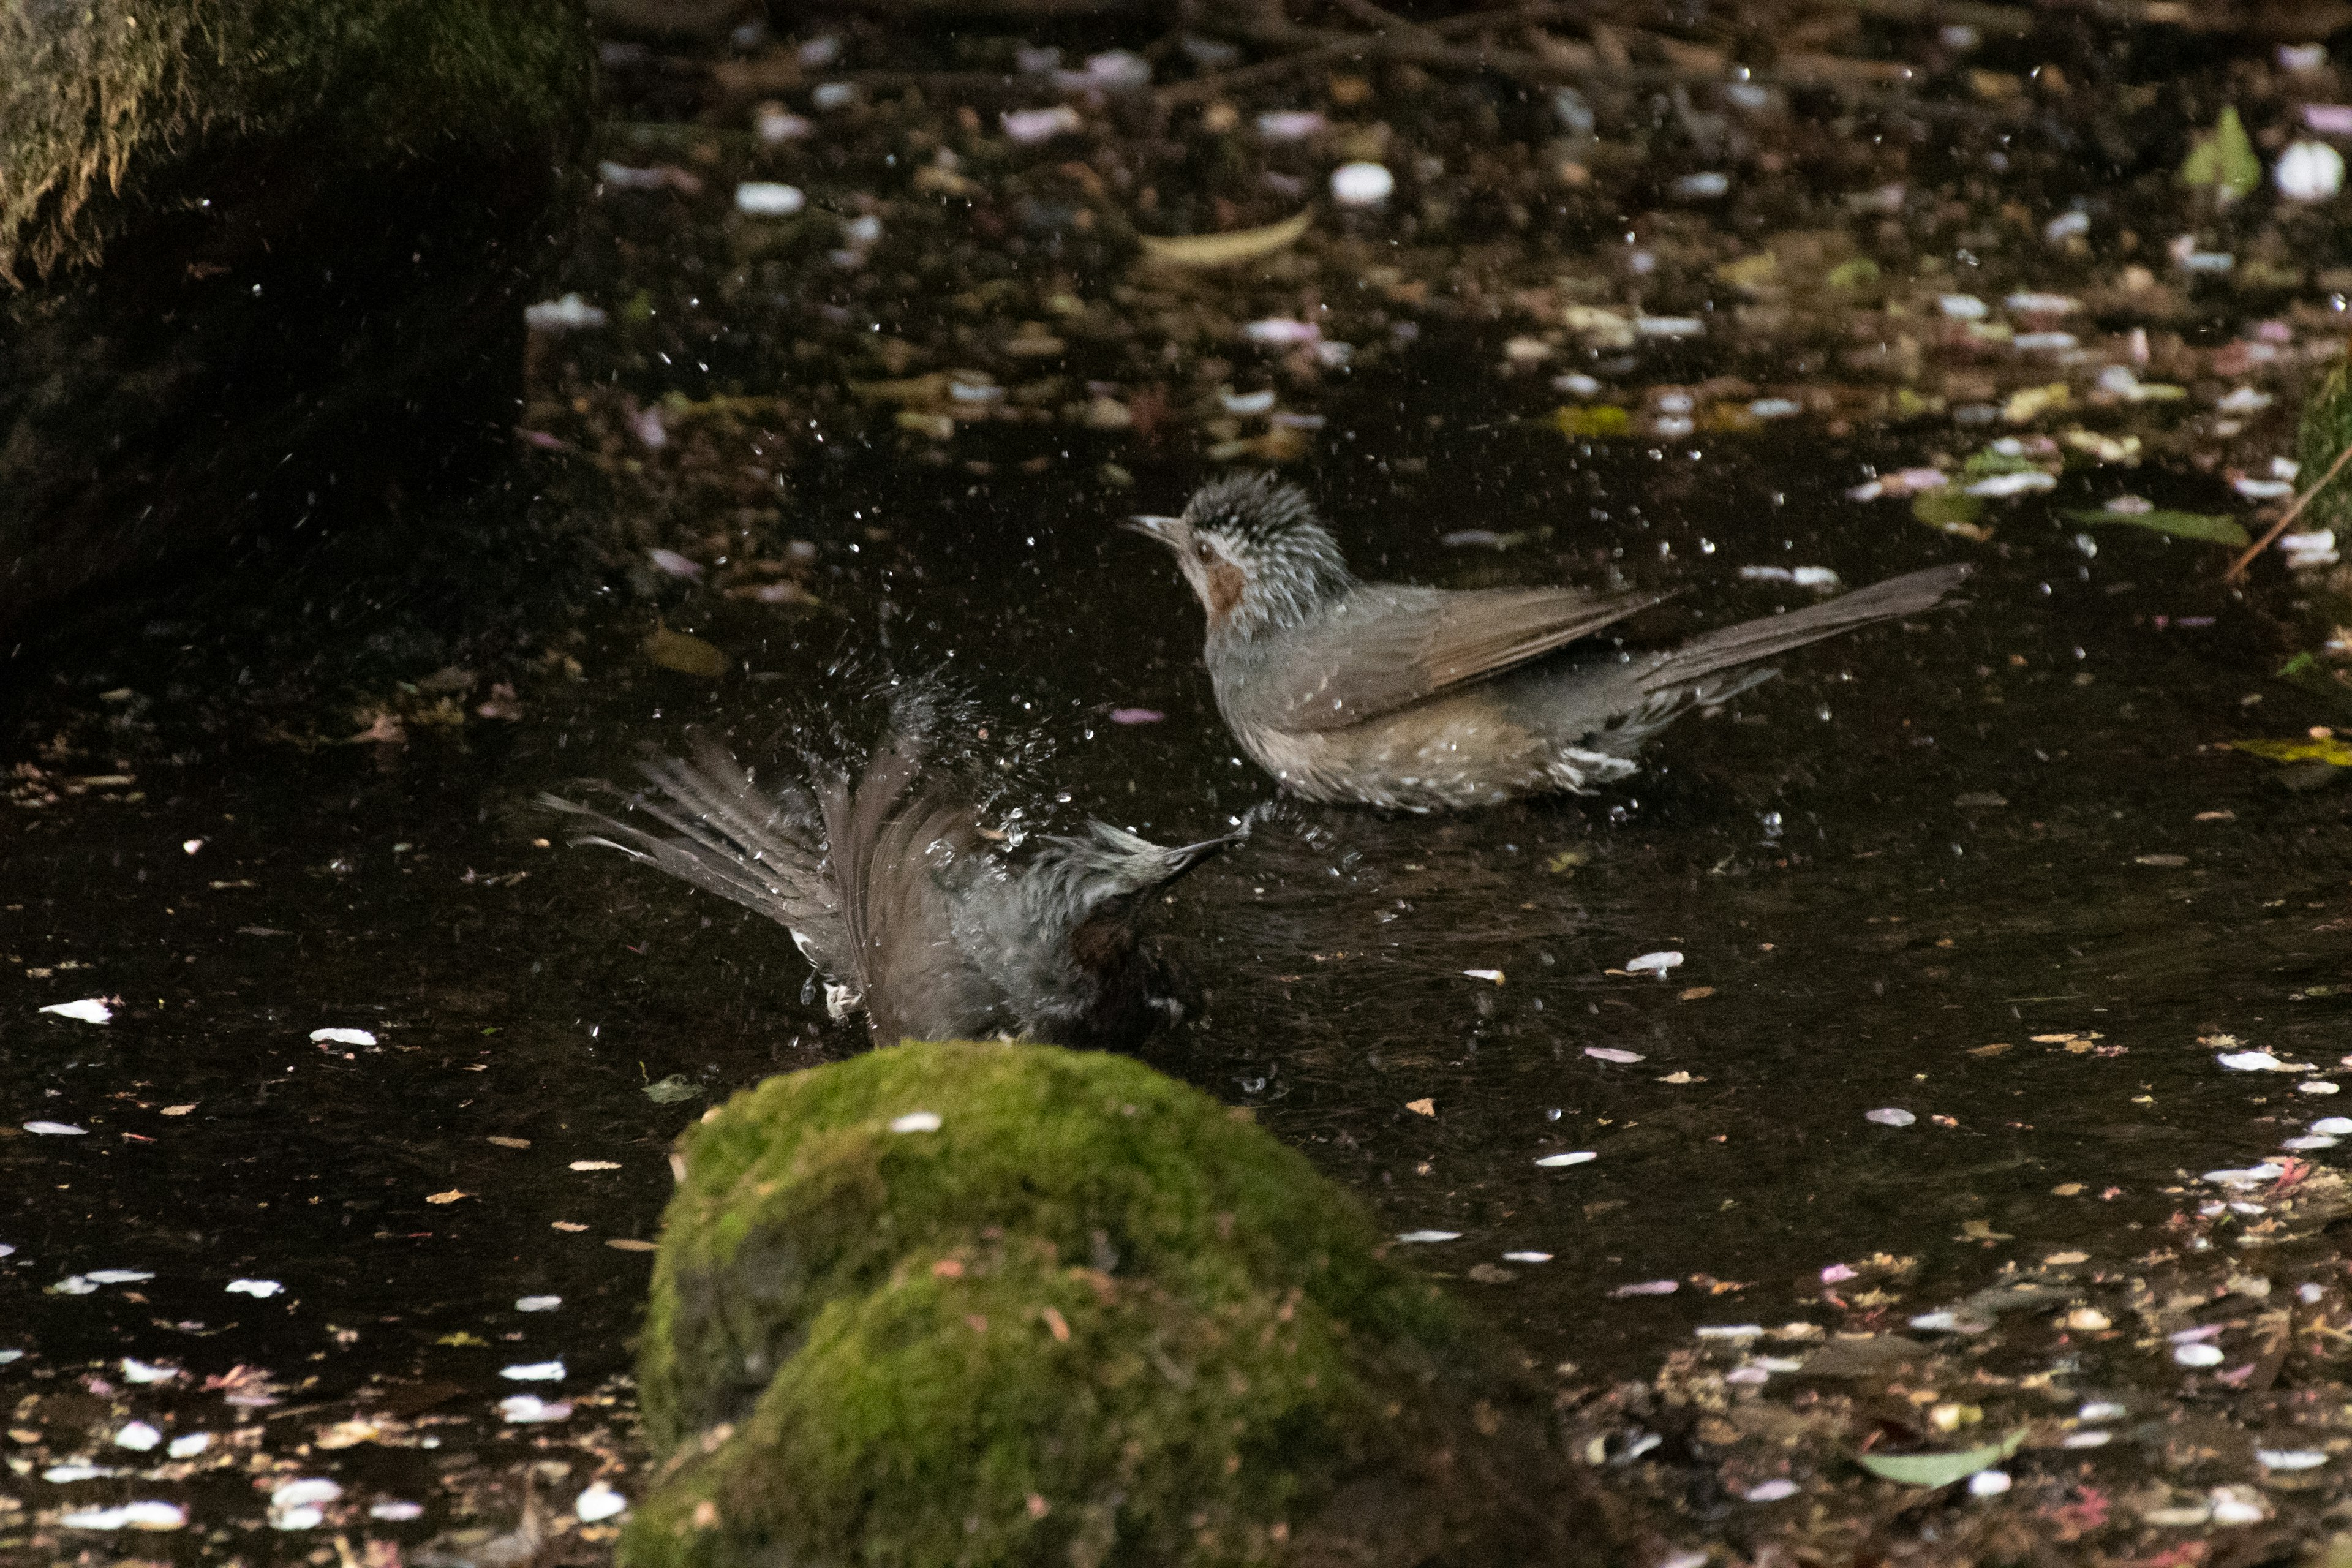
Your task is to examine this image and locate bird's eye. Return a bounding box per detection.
[1193,540,1214,561]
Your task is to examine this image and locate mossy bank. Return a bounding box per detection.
[627,1041,1627,1568]
[0,0,590,631]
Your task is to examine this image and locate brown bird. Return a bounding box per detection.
[544,689,1235,1048]
[1126,472,1969,811]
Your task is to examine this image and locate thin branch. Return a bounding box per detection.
[1322,0,1417,30]
[2225,438,2352,582]
[1158,39,1362,104]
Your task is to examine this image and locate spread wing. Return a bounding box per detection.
[819,737,1007,1046]
[541,736,842,970]
[1239,584,1668,733]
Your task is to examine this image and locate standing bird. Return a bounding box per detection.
[543,699,1236,1049]
[1126,472,1969,811]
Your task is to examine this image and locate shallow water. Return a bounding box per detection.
[11,17,2352,1550]
[6,365,2348,1549]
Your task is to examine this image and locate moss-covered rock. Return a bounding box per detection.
[0,0,591,630]
[1,0,589,281]
[2296,351,2352,538]
[627,1041,1624,1568]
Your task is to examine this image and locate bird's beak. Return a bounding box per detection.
[1121,514,1183,547]
[1161,831,1242,880]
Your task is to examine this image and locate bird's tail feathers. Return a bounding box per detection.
[1639,563,1970,693]
[540,738,840,959]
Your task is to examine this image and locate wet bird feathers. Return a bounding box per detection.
[1219,582,1670,734]
[1138,473,1970,809]
[546,715,1226,1047]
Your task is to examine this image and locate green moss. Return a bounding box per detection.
[0,0,590,279]
[2296,353,2352,537]
[635,1242,1357,1566]
[624,1042,1575,1568]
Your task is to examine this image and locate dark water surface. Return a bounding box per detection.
[4,361,2350,1551]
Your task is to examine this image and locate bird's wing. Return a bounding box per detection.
[820,737,1006,1046]
[1243,584,1668,732]
[542,736,842,967]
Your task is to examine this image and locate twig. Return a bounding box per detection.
[1829,0,2038,31]
[1168,4,1948,105]
[1158,39,1362,103]
[1160,26,1583,102]
[1322,0,1415,31]
[830,0,1154,13]
[2225,438,2352,582]
[1428,2,1594,35]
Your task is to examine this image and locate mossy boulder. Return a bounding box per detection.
[627,1041,1624,1568]
[2296,352,2352,538]
[0,0,591,630]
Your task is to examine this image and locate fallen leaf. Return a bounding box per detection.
[2231,736,2352,766]
[606,1238,658,1252]
[1134,207,1313,268]
[644,625,728,679]
[159,1104,195,1117]
[1554,404,1632,439]
[1856,1427,2029,1487]
[425,1189,469,1205]
[2067,507,2248,546]
[486,1135,531,1149]
[846,372,949,405]
[643,1074,700,1104]
[1405,1098,1436,1117]
[1913,489,1993,540]
[2181,105,2262,200]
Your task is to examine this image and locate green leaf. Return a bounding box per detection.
[1913,489,1992,540]
[2277,651,2352,718]
[1856,1427,2029,1488]
[2065,508,2250,546]
[644,625,729,679]
[644,1073,702,1105]
[1555,404,1632,439]
[1959,444,2043,480]
[2180,106,2261,201]
[1826,257,1880,290]
[2228,736,2352,766]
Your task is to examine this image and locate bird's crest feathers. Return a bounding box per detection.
[1182,472,1355,632]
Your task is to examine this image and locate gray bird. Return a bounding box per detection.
[1126,473,1969,811]
[543,710,1235,1049]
